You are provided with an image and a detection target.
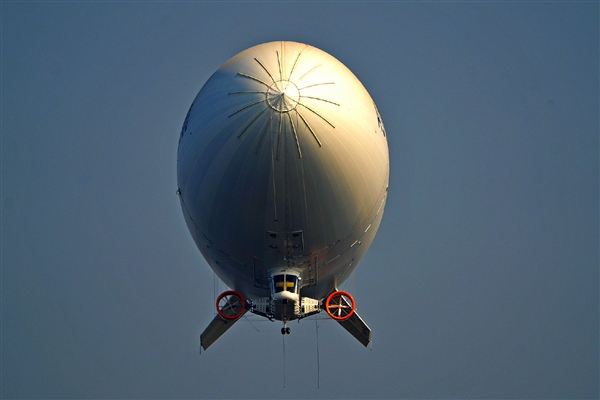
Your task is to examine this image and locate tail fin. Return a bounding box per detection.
[200,310,248,351]
[337,310,372,347]
[324,290,372,346]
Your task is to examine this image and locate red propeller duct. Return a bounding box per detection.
[216,290,246,320]
[325,290,355,321]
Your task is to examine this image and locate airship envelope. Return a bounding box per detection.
[176,41,389,349]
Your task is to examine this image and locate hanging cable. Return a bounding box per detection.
[282,334,286,388]
[244,315,260,332]
[315,317,320,389]
[213,271,217,316]
[317,315,327,329]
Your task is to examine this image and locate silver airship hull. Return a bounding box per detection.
[177,41,389,347]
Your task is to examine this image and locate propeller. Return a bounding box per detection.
[216,290,246,320]
[324,290,355,321]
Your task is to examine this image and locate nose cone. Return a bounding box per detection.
[266,80,300,112]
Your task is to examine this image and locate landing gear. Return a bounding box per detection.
[281,324,291,335]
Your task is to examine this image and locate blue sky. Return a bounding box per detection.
[2,2,598,399]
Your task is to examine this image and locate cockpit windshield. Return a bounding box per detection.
[272,274,299,294]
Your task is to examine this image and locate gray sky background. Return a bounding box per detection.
[2,2,598,399]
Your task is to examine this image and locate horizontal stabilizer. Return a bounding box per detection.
[337,309,372,347]
[200,311,247,351]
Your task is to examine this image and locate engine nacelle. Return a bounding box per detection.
[325,290,355,321]
[216,290,246,320]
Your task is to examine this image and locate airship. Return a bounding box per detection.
[177,41,389,350]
